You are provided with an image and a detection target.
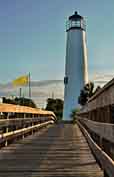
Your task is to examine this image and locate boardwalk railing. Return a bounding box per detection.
[0,120,53,146]
[77,117,114,177]
[77,117,114,144]
[78,77,114,123]
[0,103,56,147]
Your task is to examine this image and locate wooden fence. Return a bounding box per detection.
[0,103,56,147]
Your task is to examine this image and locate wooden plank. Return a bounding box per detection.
[0,103,55,118]
[0,124,103,177]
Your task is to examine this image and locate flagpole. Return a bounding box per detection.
[28,72,31,98]
[19,88,22,98]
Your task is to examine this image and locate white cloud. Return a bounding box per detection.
[90,72,114,87]
[0,80,64,108]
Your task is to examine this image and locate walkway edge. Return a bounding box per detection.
[77,121,114,177]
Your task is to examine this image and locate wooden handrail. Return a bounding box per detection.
[0,117,55,128]
[77,117,114,144]
[77,120,114,177]
[0,103,56,118]
[0,120,54,144]
[0,103,56,147]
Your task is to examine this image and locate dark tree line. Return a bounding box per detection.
[2,97,37,108]
[78,82,101,106]
[45,98,63,120]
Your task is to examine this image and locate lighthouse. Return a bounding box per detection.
[63,11,88,120]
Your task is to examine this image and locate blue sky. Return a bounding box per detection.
[0,0,114,83]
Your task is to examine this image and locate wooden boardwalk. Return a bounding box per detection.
[0,124,103,177]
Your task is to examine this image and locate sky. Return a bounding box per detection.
[0,0,114,83]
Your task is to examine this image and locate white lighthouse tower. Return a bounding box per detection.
[63,11,88,120]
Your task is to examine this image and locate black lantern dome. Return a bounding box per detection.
[66,11,86,31]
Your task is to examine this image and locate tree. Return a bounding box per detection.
[78,89,88,106]
[70,108,80,123]
[2,97,37,108]
[83,82,94,97]
[14,97,37,108]
[94,86,101,95]
[45,98,63,120]
[78,82,101,106]
[78,82,94,106]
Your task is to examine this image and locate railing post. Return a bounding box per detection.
[6,112,9,133]
[24,113,26,119]
[31,114,34,135]
[5,113,10,146]
[99,136,103,149]
[22,113,26,139]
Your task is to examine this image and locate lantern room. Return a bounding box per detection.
[66,11,86,31]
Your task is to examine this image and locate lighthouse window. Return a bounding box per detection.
[71,21,81,28]
[76,21,81,27]
[64,77,68,84]
[72,21,76,27]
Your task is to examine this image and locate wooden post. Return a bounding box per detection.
[5,113,9,146]
[22,113,25,139]
[99,136,103,149]
[31,114,34,135]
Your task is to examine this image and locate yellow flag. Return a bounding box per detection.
[12,75,29,86]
